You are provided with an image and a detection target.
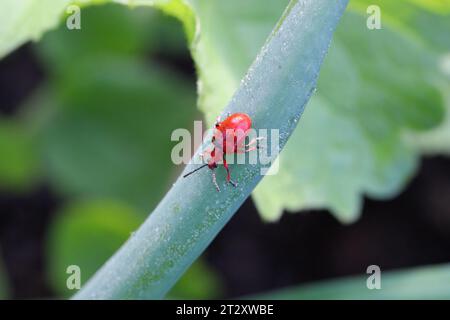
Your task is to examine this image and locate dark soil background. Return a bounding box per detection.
[1,45,450,299]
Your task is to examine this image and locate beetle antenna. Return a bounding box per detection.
[183,164,208,178]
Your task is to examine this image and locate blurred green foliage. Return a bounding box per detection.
[47,199,142,296]
[0,120,39,190]
[36,58,195,210]
[167,259,222,299]
[32,5,196,211]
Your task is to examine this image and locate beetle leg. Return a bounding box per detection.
[244,146,257,152]
[236,146,254,153]
[246,136,265,149]
[223,157,238,187]
[236,137,265,153]
[223,157,231,182]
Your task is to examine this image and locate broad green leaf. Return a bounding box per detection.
[0,0,72,59]
[251,263,450,299]
[254,95,418,222]
[349,0,450,54]
[0,120,39,190]
[348,0,450,156]
[47,199,142,297]
[409,76,450,155]
[255,8,446,222]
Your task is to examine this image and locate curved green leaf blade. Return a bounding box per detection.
[251,264,450,300]
[74,0,349,299]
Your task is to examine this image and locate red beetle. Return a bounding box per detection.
[183,112,262,191]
